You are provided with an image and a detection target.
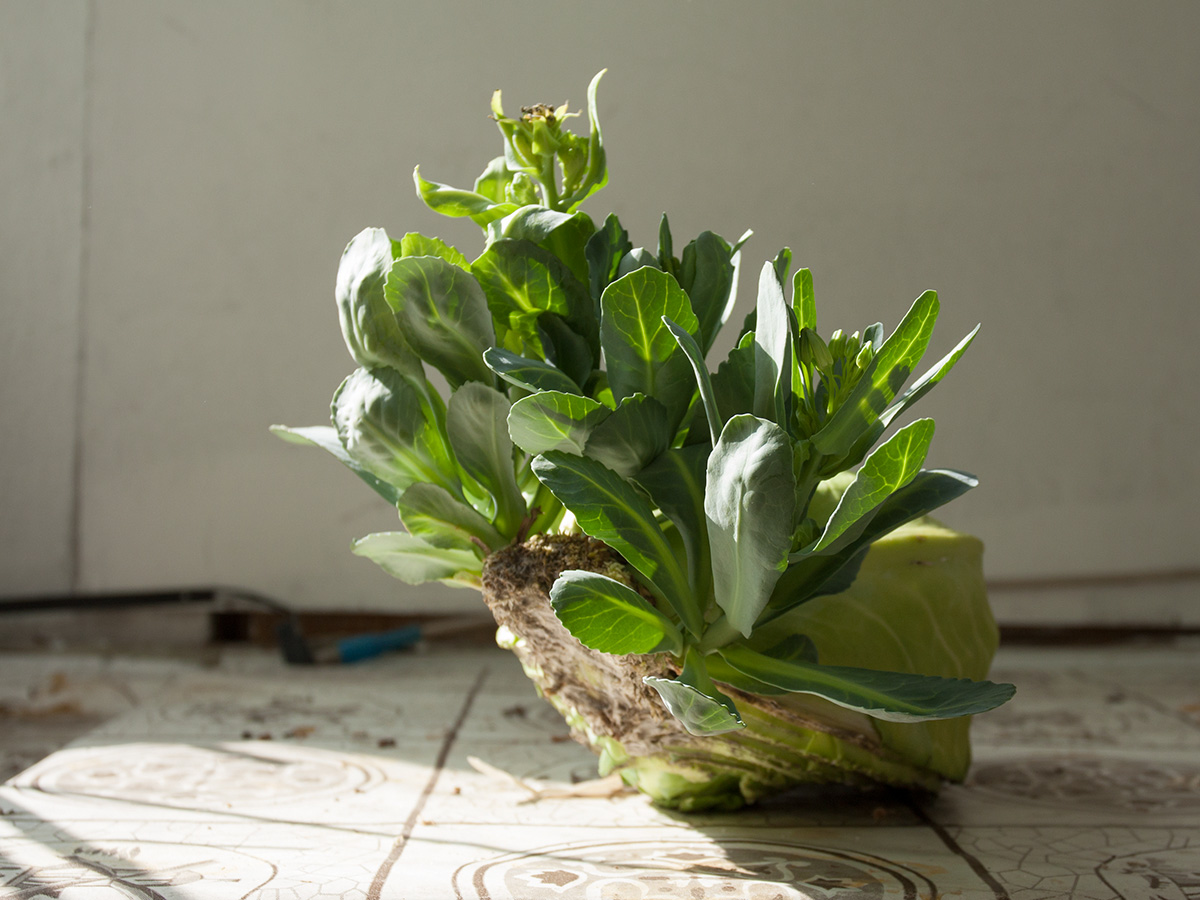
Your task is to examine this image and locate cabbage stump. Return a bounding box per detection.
[483,518,997,812]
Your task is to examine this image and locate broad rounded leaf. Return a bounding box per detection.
[446,382,525,535]
[679,231,738,354]
[583,394,671,478]
[711,333,756,421]
[352,531,481,587]
[471,239,596,363]
[643,648,744,736]
[643,677,746,736]
[600,267,699,429]
[705,415,796,636]
[270,424,402,506]
[532,451,699,635]
[335,228,420,377]
[332,367,458,496]
[550,570,680,655]
[508,391,608,456]
[585,213,632,309]
[383,256,494,388]
[397,232,470,270]
[484,347,582,395]
[489,206,596,284]
[396,483,505,551]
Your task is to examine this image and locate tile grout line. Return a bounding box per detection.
[1078,667,1200,736]
[904,798,1010,900]
[1127,688,1200,734]
[367,666,489,900]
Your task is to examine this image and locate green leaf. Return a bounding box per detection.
[810,418,935,554]
[383,256,495,388]
[737,308,757,343]
[558,68,608,210]
[634,445,711,602]
[862,322,885,349]
[705,415,796,637]
[811,290,939,459]
[773,516,1004,778]
[352,531,481,587]
[717,645,1015,723]
[663,315,723,445]
[868,467,979,530]
[679,231,739,354]
[711,333,756,420]
[704,633,818,696]
[332,367,459,496]
[541,213,597,287]
[643,677,745,735]
[270,424,402,506]
[488,206,596,285]
[446,382,525,536]
[472,155,512,204]
[600,267,700,430]
[532,451,700,634]
[657,213,676,274]
[766,468,978,622]
[585,213,633,313]
[505,173,539,207]
[617,247,662,277]
[471,239,597,363]
[880,324,979,430]
[772,246,792,286]
[508,391,609,456]
[397,232,470,270]
[583,394,671,478]
[413,166,518,226]
[550,570,682,655]
[536,313,594,388]
[753,261,793,425]
[335,228,421,377]
[766,547,870,621]
[840,324,979,470]
[396,483,506,551]
[793,267,815,332]
[643,648,745,735]
[702,654,786,695]
[756,632,820,664]
[484,347,582,395]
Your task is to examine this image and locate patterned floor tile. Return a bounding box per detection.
[389,822,998,899]
[2,640,1199,898]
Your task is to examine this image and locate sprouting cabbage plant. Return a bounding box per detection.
[274,71,1013,804]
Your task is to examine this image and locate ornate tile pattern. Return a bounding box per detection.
[1,640,1198,898]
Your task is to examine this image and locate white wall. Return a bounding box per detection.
[0,2,88,594]
[3,1,1198,618]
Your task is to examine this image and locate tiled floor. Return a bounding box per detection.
[1,639,1198,898]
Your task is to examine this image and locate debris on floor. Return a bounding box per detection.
[2,640,1199,898]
